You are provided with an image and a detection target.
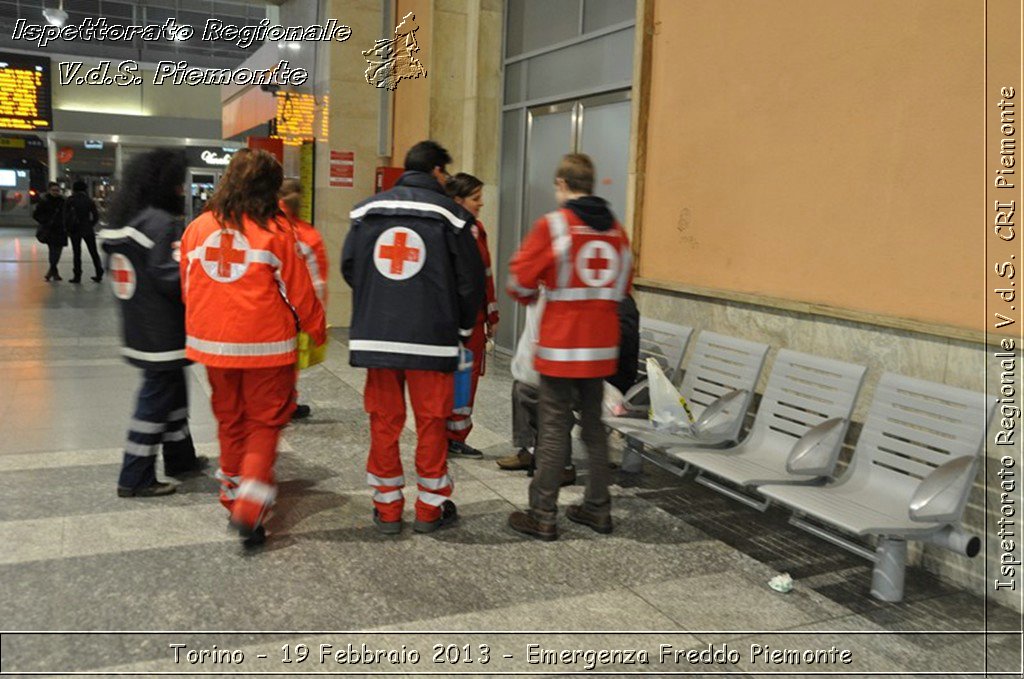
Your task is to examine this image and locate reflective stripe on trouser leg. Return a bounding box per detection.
[447,326,485,443]
[232,479,277,529]
[118,368,186,490]
[228,364,295,529]
[215,468,241,509]
[417,474,453,512]
[161,368,198,476]
[407,369,454,522]
[366,368,407,522]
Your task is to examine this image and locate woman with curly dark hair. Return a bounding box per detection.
[98,148,205,499]
[179,148,326,548]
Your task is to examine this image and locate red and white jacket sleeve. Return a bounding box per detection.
[475,221,499,326]
[507,216,553,305]
[274,228,327,346]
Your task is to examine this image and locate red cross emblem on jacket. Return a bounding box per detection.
[374,226,425,281]
[199,230,250,282]
[576,240,620,287]
[109,253,136,300]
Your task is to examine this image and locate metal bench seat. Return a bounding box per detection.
[608,332,769,468]
[759,373,995,602]
[665,349,867,507]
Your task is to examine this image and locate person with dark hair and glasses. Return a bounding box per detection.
[343,140,485,535]
[99,149,204,498]
[443,172,499,458]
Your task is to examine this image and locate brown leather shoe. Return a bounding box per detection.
[566,504,613,534]
[560,465,577,487]
[508,510,557,541]
[496,448,533,471]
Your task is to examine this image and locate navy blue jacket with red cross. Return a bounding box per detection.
[98,207,190,371]
[342,171,485,372]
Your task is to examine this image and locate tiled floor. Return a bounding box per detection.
[0,228,1020,675]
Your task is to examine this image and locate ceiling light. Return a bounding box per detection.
[42,2,68,27]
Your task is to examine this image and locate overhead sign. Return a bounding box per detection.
[0,51,52,132]
[185,146,241,168]
[84,140,104,149]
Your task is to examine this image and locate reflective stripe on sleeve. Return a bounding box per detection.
[614,248,633,298]
[367,472,405,486]
[167,408,188,422]
[121,347,188,362]
[506,273,537,298]
[487,302,499,314]
[373,489,404,504]
[349,339,458,357]
[458,327,473,338]
[350,200,466,230]
[534,346,618,362]
[97,227,155,249]
[452,406,472,416]
[546,211,572,290]
[186,336,296,357]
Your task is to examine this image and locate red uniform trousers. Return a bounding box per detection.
[208,364,296,530]
[446,321,486,441]
[365,368,454,523]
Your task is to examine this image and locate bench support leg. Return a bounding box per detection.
[620,438,645,474]
[871,538,907,603]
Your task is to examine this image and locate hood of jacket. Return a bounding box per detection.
[395,170,446,195]
[565,195,615,232]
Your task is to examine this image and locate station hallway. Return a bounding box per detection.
[0,227,1019,675]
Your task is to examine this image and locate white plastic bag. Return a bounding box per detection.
[511,293,545,388]
[602,382,628,417]
[647,357,694,432]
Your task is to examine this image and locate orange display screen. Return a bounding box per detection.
[0,52,52,132]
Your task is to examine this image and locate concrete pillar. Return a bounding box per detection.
[46,134,57,183]
[114,143,123,182]
[313,0,385,327]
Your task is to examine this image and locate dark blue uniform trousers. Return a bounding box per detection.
[118,367,197,489]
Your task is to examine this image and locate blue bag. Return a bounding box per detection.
[453,346,474,410]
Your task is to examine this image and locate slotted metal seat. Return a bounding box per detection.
[760,373,995,601]
[635,318,693,387]
[607,331,769,448]
[665,349,867,503]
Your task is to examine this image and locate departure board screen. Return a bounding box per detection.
[0,52,52,132]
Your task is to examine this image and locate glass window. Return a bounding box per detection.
[506,0,583,58]
[525,29,633,102]
[583,0,636,33]
[504,61,526,104]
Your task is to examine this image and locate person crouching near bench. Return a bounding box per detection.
[506,153,634,541]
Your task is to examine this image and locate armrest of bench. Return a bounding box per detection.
[692,389,747,441]
[621,379,650,414]
[785,417,846,476]
[909,456,976,524]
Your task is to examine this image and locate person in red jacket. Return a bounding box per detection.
[279,178,328,420]
[180,149,326,548]
[506,153,633,541]
[444,173,499,458]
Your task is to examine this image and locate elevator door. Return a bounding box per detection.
[501,90,632,350]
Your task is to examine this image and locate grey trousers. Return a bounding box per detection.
[511,380,539,450]
[528,375,611,523]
